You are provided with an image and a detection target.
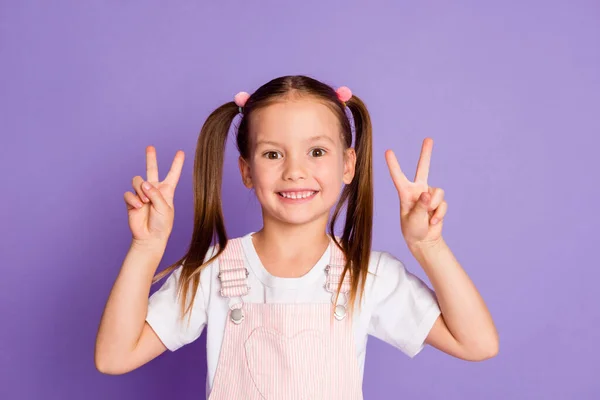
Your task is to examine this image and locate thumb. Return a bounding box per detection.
[141,181,169,213]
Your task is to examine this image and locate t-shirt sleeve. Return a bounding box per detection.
[145,261,210,352]
[367,251,441,358]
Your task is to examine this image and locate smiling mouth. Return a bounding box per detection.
[277,191,319,200]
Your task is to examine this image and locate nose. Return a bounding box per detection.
[282,155,307,182]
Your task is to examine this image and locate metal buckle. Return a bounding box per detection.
[230,308,244,324]
[334,305,346,321]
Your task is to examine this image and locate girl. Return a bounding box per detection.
[95,75,498,399]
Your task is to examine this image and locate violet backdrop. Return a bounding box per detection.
[1,1,598,399]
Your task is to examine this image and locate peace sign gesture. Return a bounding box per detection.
[124,146,185,245]
[385,138,448,248]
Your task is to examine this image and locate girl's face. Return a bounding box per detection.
[239,98,356,227]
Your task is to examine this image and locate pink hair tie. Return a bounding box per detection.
[234,91,250,113]
[336,86,352,104]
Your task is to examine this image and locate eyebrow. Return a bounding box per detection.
[255,135,336,147]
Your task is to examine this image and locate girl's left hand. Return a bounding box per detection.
[385,138,447,248]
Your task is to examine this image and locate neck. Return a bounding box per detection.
[253,213,331,259]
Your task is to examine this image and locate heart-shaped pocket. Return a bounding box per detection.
[244,327,327,399]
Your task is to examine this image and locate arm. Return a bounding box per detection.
[384,140,498,361]
[94,240,168,374]
[409,238,499,361]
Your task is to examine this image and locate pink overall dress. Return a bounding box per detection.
[208,238,364,400]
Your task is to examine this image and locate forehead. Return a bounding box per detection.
[249,98,341,145]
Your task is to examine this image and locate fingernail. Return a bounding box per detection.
[143,182,151,190]
[431,218,438,225]
[136,202,143,208]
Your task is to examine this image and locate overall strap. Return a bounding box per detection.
[324,239,352,320]
[324,239,351,294]
[217,238,249,298]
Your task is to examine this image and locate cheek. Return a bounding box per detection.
[249,161,276,187]
[313,159,345,189]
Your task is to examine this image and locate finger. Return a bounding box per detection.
[146,146,159,183]
[427,187,445,211]
[385,149,410,192]
[431,200,448,225]
[406,191,431,224]
[417,191,431,211]
[124,191,144,210]
[132,176,150,203]
[415,138,433,184]
[141,181,169,213]
[163,150,185,188]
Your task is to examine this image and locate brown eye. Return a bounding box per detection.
[264,151,282,160]
[310,148,326,157]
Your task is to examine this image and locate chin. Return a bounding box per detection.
[269,214,330,228]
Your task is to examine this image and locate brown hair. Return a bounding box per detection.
[153,75,373,319]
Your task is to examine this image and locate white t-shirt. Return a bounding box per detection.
[146,232,441,394]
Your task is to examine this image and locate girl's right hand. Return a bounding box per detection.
[124,146,185,245]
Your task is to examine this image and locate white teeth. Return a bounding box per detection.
[279,191,316,199]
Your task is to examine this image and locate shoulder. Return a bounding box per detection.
[189,234,250,280]
[363,250,440,357]
[181,244,221,278]
[363,249,426,303]
[153,243,222,298]
[185,235,247,274]
[366,250,407,279]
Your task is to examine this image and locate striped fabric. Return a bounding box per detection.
[218,238,249,298]
[209,238,363,400]
[324,242,352,294]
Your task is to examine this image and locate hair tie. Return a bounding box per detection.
[234,91,250,113]
[336,86,352,105]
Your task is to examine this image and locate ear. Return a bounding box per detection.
[343,148,356,185]
[238,156,253,189]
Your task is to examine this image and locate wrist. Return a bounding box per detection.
[130,238,168,255]
[407,236,446,257]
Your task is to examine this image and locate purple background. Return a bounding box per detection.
[1,1,599,399]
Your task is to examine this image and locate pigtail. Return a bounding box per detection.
[152,75,373,319]
[329,95,374,309]
[153,101,240,319]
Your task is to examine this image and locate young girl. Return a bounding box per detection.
[95,75,498,399]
